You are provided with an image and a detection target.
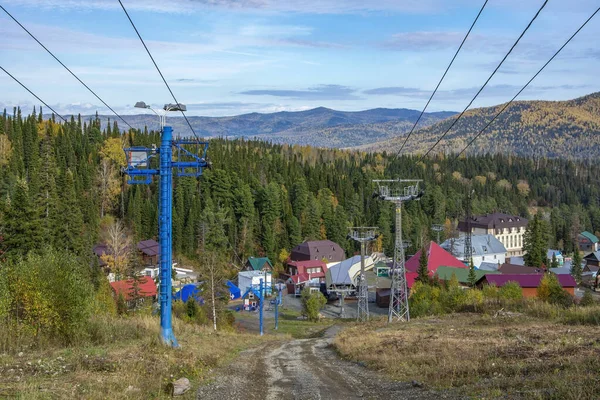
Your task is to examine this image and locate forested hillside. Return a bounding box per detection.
[90,107,455,148]
[1,108,600,267]
[359,92,600,159]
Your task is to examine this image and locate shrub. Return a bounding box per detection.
[580,291,596,307]
[482,284,499,300]
[300,288,326,322]
[499,282,522,301]
[440,286,467,313]
[459,289,484,312]
[409,281,443,317]
[538,273,573,307]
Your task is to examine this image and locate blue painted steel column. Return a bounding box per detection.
[274,288,281,330]
[159,126,178,347]
[259,279,264,336]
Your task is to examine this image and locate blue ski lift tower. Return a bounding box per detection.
[123,101,209,347]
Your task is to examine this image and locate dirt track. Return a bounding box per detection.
[197,326,457,400]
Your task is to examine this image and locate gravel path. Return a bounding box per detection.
[197,327,457,400]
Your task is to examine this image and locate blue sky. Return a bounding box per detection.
[0,0,598,117]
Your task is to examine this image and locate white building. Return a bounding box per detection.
[441,234,507,268]
[459,213,528,257]
[238,271,272,296]
[325,255,375,290]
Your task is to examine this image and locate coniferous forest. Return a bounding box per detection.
[2,108,600,268]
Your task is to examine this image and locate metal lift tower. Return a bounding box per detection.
[373,179,423,323]
[431,224,444,244]
[123,102,209,347]
[348,227,378,322]
[464,190,474,266]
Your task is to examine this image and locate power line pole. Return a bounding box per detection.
[348,227,378,322]
[432,224,444,244]
[464,190,474,265]
[374,179,423,323]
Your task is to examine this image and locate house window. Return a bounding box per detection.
[482,256,485,261]
[494,255,497,259]
[251,301,257,307]
[249,293,254,299]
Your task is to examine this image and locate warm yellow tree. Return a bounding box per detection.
[100,220,132,280]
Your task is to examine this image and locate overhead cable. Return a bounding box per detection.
[418,0,549,161]
[117,0,200,140]
[397,0,489,155]
[1,65,67,122]
[0,5,134,130]
[454,6,600,159]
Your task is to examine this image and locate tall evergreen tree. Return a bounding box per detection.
[416,246,429,283]
[3,178,42,256]
[523,213,549,268]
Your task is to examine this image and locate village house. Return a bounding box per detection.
[325,255,375,292]
[459,213,528,257]
[405,241,467,275]
[578,231,599,253]
[440,234,506,267]
[241,287,262,311]
[110,276,157,308]
[137,239,159,266]
[478,273,576,297]
[243,257,274,272]
[584,251,600,268]
[238,270,272,297]
[290,240,345,263]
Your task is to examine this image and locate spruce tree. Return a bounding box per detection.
[467,258,477,287]
[3,178,42,256]
[571,250,583,283]
[416,246,429,283]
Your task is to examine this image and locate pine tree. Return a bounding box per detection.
[416,246,429,283]
[55,169,85,254]
[523,213,549,268]
[467,258,477,287]
[3,178,42,256]
[550,253,559,269]
[571,250,583,283]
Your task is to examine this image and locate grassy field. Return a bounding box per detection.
[334,313,600,399]
[0,314,274,399]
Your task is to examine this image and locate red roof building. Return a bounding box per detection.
[405,241,466,274]
[110,276,157,301]
[480,273,576,297]
[287,259,327,279]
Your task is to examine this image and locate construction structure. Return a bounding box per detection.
[464,190,474,267]
[348,227,378,322]
[123,102,209,347]
[326,255,375,318]
[373,179,423,323]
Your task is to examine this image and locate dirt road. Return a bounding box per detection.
[197,326,456,400]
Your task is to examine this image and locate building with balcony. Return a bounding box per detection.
[458,213,528,258]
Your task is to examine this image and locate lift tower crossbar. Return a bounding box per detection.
[373,179,423,323]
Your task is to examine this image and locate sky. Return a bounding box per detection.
[0,0,599,117]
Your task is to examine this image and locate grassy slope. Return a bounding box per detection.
[0,315,273,399]
[334,314,600,399]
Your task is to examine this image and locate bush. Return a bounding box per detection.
[0,249,93,345]
[301,288,326,322]
[459,289,484,312]
[440,286,467,313]
[538,273,573,307]
[482,284,499,300]
[409,281,443,317]
[499,282,522,301]
[580,291,596,307]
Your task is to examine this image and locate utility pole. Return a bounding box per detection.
[432,224,444,244]
[274,283,283,330]
[259,278,264,336]
[348,227,378,322]
[464,190,474,266]
[374,179,423,323]
[123,101,209,347]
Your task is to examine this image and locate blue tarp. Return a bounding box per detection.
[227,280,241,300]
[174,283,204,304]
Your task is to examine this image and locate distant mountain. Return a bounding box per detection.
[357,93,600,159]
[87,107,456,148]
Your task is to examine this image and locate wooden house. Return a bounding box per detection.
[479,273,576,298]
[243,257,274,272]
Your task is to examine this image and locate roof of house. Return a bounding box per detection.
[478,262,501,271]
[325,255,375,286]
[584,251,600,261]
[440,234,507,259]
[405,241,467,274]
[459,213,528,231]
[246,257,273,271]
[550,266,572,275]
[110,276,157,301]
[580,231,599,243]
[547,249,563,259]
[137,239,159,257]
[289,273,310,284]
[290,240,345,262]
[288,259,326,268]
[435,266,500,284]
[499,263,545,274]
[241,286,262,300]
[484,273,576,288]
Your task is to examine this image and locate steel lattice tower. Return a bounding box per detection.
[431,224,444,244]
[348,227,378,322]
[374,180,423,323]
